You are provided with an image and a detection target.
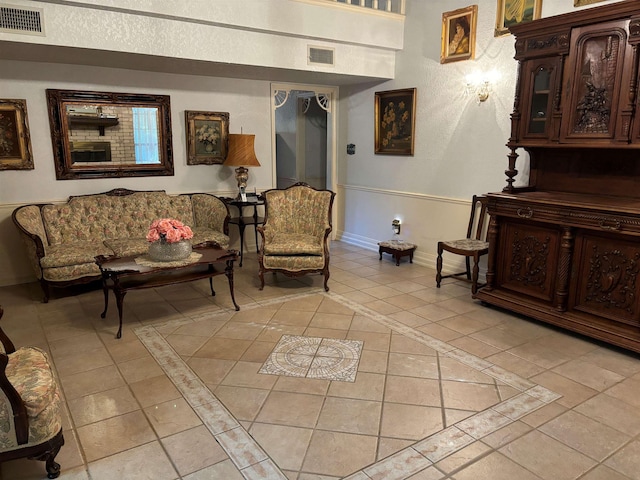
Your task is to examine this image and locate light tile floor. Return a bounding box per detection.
[1,241,639,479]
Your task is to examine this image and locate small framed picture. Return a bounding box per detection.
[0,99,34,170]
[574,0,606,5]
[441,5,478,64]
[495,0,542,37]
[374,88,417,156]
[185,111,229,165]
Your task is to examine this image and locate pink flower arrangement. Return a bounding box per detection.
[146,218,194,243]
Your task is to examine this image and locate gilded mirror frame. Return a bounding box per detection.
[46,89,174,180]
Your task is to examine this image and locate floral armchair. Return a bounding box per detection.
[257,183,336,291]
[0,307,64,478]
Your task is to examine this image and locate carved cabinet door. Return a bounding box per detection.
[571,232,640,326]
[497,220,560,302]
[559,19,635,143]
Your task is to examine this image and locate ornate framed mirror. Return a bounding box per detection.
[46,89,174,179]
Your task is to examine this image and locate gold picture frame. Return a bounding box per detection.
[185,110,229,165]
[495,0,543,37]
[441,5,478,64]
[0,99,33,170]
[374,88,416,156]
[574,0,606,6]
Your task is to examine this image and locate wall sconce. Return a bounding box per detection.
[392,219,401,235]
[465,70,500,104]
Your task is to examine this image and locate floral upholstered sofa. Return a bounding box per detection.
[12,188,230,302]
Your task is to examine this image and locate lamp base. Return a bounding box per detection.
[234,166,249,190]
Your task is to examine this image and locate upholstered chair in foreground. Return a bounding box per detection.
[0,306,64,478]
[258,182,336,291]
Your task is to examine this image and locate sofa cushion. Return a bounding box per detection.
[40,242,113,268]
[103,238,150,257]
[262,254,326,270]
[42,262,101,282]
[191,227,230,249]
[263,233,323,256]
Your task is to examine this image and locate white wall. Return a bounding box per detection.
[337,0,620,270]
[0,60,273,285]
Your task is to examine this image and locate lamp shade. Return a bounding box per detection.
[224,134,260,167]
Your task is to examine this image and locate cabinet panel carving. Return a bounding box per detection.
[573,235,640,325]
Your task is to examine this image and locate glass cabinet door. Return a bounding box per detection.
[528,67,552,135]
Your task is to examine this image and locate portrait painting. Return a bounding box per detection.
[0,99,34,170]
[374,88,416,156]
[495,0,542,37]
[441,5,477,64]
[185,111,229,165]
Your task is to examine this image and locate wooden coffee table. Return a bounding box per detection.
[96,243,239,339]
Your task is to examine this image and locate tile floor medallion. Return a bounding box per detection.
[135,289,563,480]
[258,335,363,381]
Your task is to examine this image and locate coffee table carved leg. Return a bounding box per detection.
[226,261,240,311]
[100,277,109,319]
[209,276,216,296]
[114,289,127,339]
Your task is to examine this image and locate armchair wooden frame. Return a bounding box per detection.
[436,195,489,294]
[0,307,64,478]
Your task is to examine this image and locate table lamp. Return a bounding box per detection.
[224,134,260,199]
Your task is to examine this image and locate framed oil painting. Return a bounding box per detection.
[574,0,606,5]
[495,0,542,37]
[441,5,477,64]
[374,88,416,156]
[185,110,229,165]
[0,99,34,170]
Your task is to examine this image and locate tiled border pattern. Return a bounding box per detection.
[135,290,562,480]
[259,335,363,382]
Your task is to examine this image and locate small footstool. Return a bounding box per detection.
[378,240,417,266]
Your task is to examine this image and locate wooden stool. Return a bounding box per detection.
[378,240,416,266]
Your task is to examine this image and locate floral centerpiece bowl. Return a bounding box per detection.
[146,218,194,262]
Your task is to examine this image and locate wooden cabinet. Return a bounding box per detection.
[476,3,640,353]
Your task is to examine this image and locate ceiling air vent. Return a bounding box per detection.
[0,4,44,35]
[308,46,335,66]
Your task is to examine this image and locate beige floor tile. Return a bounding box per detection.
[519,402,567,428]
[308,312,354,330]
[574,393,640,436]
[87,441,177,479]
[445,408,476,426]
[507,342,571,369]
[362,285,403,299]
[437,314,491,335]
[441,381,500,411]
[350,314,393,333]
[363,299,403,315]
[604,440,640,479]
[470,326,529,350]
[186,357,236,385]
[273,375,330,395]
[220,360,279,389]
[539,410,630,461]
[389,310,432,328]
[418,323,463,342]
[390,334,437,356]
[410,303,458,322]
[129,374,182,408]
[214,385,270,421]
[269,309,315,327]
[451,451,544,480]
[385,293,429,310]
[448,335,502,358]
[68,385,139,427]
[406,466,445,479]
[192,336,253,359]
[346,330,391,352]
[59,364,125,400]
[357,349,389,374]
[317,297,358,314]
[54,349,114,378]
[380,403,442,440]
[249,423,313,471]
[171,318,227,335]
[316,397,382,435]
[485,351,546,378]
[579,347,640,377]
[239,340,278,362]
[302,430,378,477]
[144,397,202,437]
[384,375,441,407]
[499,430,596,480]
[387,352,439,379]
[77,410,156,462]
[327,371,385,401]
[162,425,228,476]
[439,357,495,384]
[104,336,150,363]
[117,354,165,384]
[579,465,635,480]
[552,359,625,391]
[482,420,532,449]
[377,437,415,461]
[165,334,209,356]
[255,391,324,428]
[530,371,598,408]
[435,441,491,473]
[255,324,306,343]
[604,377,640,409]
